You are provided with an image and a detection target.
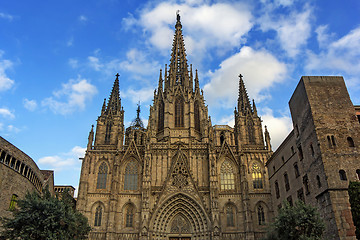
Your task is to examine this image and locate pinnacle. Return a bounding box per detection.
[238,74,252,115]
[105,73,121,115]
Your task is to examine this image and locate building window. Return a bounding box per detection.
[327,135,336,148]
[281,156,285,163]
[96,162,108,189]
[357,169,360,180]
[158,100,164,131]
[331,135,336,146]
[257,206,265,225]
[226,205,235,227]
[339,170,347,181]
[297,188,305,202]
[126,205,134,227]
[252,163,263,189]
[287,196,293,206]
[284,172,290,191]
[303,175,310,195]
[298,145,303,160]
[291,146,294,154]
[347,137,355,147]
[124,160,139,190]
[9,194,18,211]
[316,175,321,188]
[275,181,280,199]
[175,97,184,127]
[294,163,300,178]
[220,160,235,190]
[310,144,315,157]
[220,132,225,145]
[194,100,200,132]
[94,206,102,226]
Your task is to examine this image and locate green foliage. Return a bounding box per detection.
[0,188,91,240]
[349,181,360,239]
[263,201,324,240]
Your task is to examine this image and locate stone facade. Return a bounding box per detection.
[77,14,273,240]
[0,136,54,225]
[266,76,360,240]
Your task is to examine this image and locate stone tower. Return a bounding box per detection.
[77,13,273,240]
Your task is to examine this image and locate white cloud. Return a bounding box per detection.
[258,5,312,57]
[42,76,98,115]
[23,99,37,111]
[0,108,15,119]
[0,50,15,91]
[68,58,78,68]
[123,87,155,104]
[204,46,287,107]
[0,12,14,21]
[124,2,253,58]
[261,107,293,150]
[7,124,20,133]
[67,37,74,47]
[88,56,103,71]
[38,146,86,171]
[306,26,360,76]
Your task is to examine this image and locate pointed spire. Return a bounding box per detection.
[106,73,121,115]
[189,64,193,92]
[265,125,272,151]
[169,12,189,88]
[252,99,257,115]
[195,69,199,91]
[131,103,144,128]
[158,69,163,93]
[237,74,252,115]
[87,125,94,150]
[101,98,106,115]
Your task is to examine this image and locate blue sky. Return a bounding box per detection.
[1,0,360,193]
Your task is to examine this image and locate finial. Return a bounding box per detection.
[116,73,120,79]
[239,74,243,79]
[176,10,180,21]
[137,102,141,118]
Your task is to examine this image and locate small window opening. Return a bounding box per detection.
[356,169,360,180]
[347,137,355,147]
[316,175,321,188]
[339,170,347,181]
[294,163,300,178]
[310,144,315,157]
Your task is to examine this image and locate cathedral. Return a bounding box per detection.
[77,14,273,240]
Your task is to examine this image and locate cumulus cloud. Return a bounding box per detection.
[0,108,15,119]
[261,107,293,150]
[41,76,97,115]
[38,146,86,171]
[204,46,287,107]
[123,87,155,104]
[68,58,79,68]
[123,2,253,59]
[0,50,15,91]
[258,4,312,57]
[23,98,37,111]
[306,26,360,76]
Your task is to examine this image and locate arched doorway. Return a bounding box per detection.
[169,214,191,240]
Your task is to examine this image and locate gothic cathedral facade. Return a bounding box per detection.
[77,14,273,240]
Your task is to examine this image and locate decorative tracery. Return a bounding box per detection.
[158,100,164,131]
[96,162,108,189]
[94,206,102,226]
[226,205,235,227]
[124,160,139,190]
[125,205,134,227]
[170,214,190,233]
[194,100,200,131]
[220,160,235,190]
[252,163,263,189]
[172,155,189,188]
[257,205,265,225]
[175,97,184,127]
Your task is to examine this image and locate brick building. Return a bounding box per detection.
[266,76,359,240]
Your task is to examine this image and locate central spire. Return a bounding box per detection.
[237,74,252,115]
[105,73,122,115]
[169,12,189,88]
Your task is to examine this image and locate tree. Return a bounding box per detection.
[348,181,360,239]
[264,201,324,240]
[0,188,91,240]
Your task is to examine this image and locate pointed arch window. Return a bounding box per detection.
[175,97,184,127]
[105,122,112,144]
[125,205,134,227]
[220,160,235,190]
[226,205,235,227]
[96,162,108,189]
[252,163,263,189]
[194,100,200,131]
[124,160,138,190]
[247,117,255,144]
[94,206,102,226]
[257,205,265,225]
[158,100,164,131]
[347,137,355,147]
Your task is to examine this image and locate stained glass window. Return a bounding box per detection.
[126,205,134,227]
[252,163,263,189]
[257,206,265,225]
[226,205,235,227]
[94,206,102,226]
[96,162,108,189]
[220,160,235,190]
[124,160,138,190]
